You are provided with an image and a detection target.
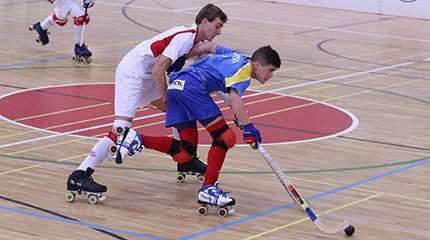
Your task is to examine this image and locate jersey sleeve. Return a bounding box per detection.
[161,33,194,63]
[225,62,252,97]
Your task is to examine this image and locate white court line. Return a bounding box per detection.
[97,1,244,13]
[0,60,414,149]
[232,16,430,43]
[96,1,430,43]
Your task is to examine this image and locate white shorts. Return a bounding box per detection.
[53,0,84,19]
[114,56,160,118]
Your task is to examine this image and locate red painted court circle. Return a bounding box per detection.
[0,83,358,145]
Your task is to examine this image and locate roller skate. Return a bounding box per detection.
[65,168,107,204]
[108,127,144,164]
[73,43,92,64]
[28,22,49,45]
[177,155,206,183]
[197,182,236,217]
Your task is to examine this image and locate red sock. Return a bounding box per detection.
[204,146,226,185]
[142,135,173,154]
[203,119,229,185]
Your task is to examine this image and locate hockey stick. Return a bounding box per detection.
[257,145,355,236]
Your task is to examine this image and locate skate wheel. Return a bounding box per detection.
[228,208,235,216]
[28,25,33,31]
[98,195,106,202]
[197,174,205,183]
[113,126,124,135]
[198,206,208,216]
[108,145,118,154]
[176,173,186,183]
[217,207,228,217]
[65,192,76,203]
[88,194,98,205]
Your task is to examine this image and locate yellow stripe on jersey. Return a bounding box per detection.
[226,63,251,87]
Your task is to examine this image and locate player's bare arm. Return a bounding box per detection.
[228,89,251,126]
[152,55,172,102]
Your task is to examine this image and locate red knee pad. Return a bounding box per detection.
[53,14,68,26]
[74,15,90,26]
[172,151,193,164]
[220,128,236,149]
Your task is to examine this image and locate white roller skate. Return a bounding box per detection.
[108,127,144,164]
[65,168,107,205]
[177,155,206,183]
[197,182,235,217]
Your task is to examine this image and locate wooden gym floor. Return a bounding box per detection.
[0,0,429,239]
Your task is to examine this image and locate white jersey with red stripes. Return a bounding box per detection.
[120,24,197,76]
[114,24,198,118]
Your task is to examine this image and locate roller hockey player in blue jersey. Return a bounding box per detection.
[112,44,281,216]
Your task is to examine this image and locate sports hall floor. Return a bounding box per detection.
[0,0,429,239]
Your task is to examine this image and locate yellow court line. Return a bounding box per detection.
[306,94,430,113]
[0,104,155,139]
[242,193,382,240]
[0,153,87,176]
[289,175,430,203]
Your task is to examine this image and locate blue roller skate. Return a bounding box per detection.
[73,43,92,64]
[29,22,49,45]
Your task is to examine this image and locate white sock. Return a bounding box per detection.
[73,25,83,45]
[40,15,55,30]
[77,136,114,171]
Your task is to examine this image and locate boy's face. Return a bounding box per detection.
[252,62,278,84]
[199,17,225,41]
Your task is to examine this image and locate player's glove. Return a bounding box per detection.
[83,0,95,8]
[167,55,186,75]
[242,123,261,149]
[233,115,244,130]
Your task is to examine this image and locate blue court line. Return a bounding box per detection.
[0,205,161,240]
[178,156,430,240]
[0,157,428,239]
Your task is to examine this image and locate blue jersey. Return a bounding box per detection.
[170,50,251,96]
[165,47,252,127]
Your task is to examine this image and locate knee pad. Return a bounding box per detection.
[74,15,90,26]
[212,128,236,151]
[168,139,196,163]
[53,14,68,26]
[167,139,181,156]
[172,151,193,164]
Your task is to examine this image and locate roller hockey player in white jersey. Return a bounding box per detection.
[29,0,94,63]
[65,4,228,203]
